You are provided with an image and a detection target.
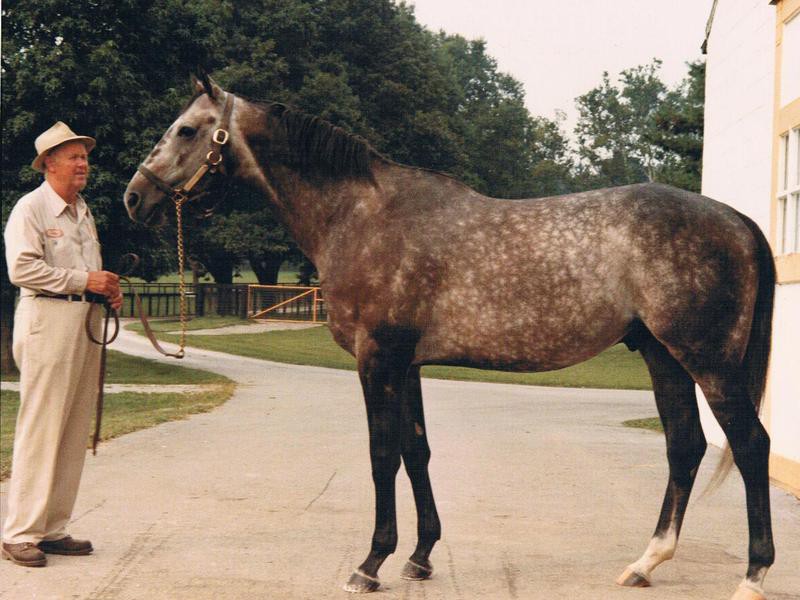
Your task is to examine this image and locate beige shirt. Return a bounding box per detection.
[4,180,102,296]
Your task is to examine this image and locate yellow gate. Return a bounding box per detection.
[247,285,326,323]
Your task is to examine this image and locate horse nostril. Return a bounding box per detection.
[126,191,141,211]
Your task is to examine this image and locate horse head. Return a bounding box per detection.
[124,74,237,225]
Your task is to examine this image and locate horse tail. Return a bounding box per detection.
[705,210,775,494]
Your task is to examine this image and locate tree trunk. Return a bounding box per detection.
[205,256,234,285]
[248,253,284,285]
[187,256,207,286]
[204,256,234,316]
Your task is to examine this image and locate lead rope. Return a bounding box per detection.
[85,256,127,455]
[86,304,117,455]
[174,193,188,358]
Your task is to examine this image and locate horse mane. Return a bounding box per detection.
[275,107,379,179]
[182,89,380,178]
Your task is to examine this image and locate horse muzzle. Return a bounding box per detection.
[124,182,167,225]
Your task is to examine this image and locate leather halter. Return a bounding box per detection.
[138,91,234,205]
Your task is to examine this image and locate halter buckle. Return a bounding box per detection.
[212,128,229,145]
[206,150,223,166]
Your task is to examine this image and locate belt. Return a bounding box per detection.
[35,292,107,304]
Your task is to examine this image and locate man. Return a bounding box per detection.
[2,122,123,567]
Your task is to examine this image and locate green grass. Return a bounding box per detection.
[623,417,664,433]
[1,392,18,478]
[1,350,234,479]
[1,384,235,479]
[1,349,231,384]
[124,315,247,334]
[153,323,653,391]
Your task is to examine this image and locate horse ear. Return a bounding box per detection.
[192,74,206,96]
[270,103,287,118]
[192,69,223,100]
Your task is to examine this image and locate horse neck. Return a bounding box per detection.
[239,157,376,269]
[231,101,381,268]
[276,168,367,259]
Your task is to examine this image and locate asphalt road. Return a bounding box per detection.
[1,327,798,600]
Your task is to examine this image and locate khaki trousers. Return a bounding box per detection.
[2,296,102,544]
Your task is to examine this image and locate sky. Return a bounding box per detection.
[408,0,714,133]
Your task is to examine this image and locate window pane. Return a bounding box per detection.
[781,133,789,192]
[782,192,798,254]
[795,128,800,188]
[794,193,800,254]
[782,12,800,106]
[778,196,787,254]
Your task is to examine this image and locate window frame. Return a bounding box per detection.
[771,0,800,282]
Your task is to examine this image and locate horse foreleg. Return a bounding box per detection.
[398,366,441,581]
[344,349,405,593]
[618,338,706,588]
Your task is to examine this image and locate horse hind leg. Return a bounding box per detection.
[692,368,773,600]
[617,336,707,588]
[398,366,441,581]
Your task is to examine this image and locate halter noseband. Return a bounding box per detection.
[138,91,234,206]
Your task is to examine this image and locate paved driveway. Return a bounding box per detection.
[1,328,798,599]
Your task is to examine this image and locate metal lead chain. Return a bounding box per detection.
[174,194,187,358]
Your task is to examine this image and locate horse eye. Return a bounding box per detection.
[177,126,197,138]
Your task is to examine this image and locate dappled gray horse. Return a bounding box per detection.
[124,76,775,600]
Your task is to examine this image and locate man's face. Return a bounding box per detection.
[45,140,90,195]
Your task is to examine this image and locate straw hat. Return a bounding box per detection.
[31,121,96,172]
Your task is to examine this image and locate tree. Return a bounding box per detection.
[572,59,705,192]
[0,0,233,365]
[2,0,577,300]
[434,35,573,198]
[646,60,705,192]
[574,60,667,188]
[0,0,231,279]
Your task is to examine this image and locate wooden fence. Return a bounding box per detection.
[247,285,327,322]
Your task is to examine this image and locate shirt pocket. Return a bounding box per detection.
[44,235,72,269]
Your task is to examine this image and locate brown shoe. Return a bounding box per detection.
[37,536,93,556]
[2,542,47,567]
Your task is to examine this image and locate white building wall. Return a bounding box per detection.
[702,0,776,231]
[771,285,800,462]
[700,0,776,447]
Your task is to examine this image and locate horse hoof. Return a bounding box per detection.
[730,583,766,600]
[616,567,651,588]
[401,558,433,580]
[343,569,381,593]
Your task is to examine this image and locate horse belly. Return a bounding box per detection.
[414,299,632,372]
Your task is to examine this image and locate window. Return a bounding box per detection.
[771,0,800,280]
[777,127,800,254]
[781,12,800,106]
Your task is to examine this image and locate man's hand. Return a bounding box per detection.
[108,290,123,311]
[86,270,120,298]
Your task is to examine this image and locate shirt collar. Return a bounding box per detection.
[42,180,88,220]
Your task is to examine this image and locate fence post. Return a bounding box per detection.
[196,284,205,317]
[239,286,248,319]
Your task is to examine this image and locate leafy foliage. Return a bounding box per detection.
[2,0,576,287]
[573,59,704,191]
[646,61,705,192]
[2,1,703,295]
